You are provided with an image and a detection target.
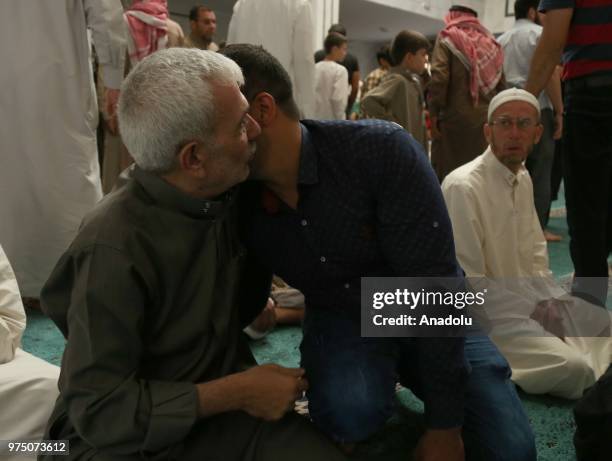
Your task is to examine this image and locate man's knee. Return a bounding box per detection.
[554,350,596,398]
[307,373,395,443]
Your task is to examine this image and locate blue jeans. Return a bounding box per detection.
[300,309,536,460]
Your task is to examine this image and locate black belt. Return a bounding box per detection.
[565,73,612,92]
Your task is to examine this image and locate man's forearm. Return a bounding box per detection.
[525,8,573,95]
[195,373,246,418]
[544,66,563,114]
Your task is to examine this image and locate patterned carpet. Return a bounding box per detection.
[21,199,611,460]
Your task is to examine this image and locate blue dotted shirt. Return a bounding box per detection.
[241,119,468,428]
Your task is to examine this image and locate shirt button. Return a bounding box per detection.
[301,219,308,226]
[432,221,439,228]
[320,256,326,263]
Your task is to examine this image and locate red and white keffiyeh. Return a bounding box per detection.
[124,0,169,66]
[439,10,504,105]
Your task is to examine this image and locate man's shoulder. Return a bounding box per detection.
[302,119,423,170]
[69,180,148,253]
[442,155,485,193]
[303,119,404,144]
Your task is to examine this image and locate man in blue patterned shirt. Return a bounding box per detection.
[224,44,536,461]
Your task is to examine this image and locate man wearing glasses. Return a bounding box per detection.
[442,88,612,399]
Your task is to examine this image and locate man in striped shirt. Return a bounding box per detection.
[526,0,612,307]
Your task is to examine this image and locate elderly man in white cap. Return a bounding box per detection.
[442,88,612,399]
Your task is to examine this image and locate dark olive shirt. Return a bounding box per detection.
[40,167,269,458]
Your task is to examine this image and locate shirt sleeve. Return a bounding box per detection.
[361,76,405,125]
[371,129,467,428]
[538,0,575,12]
[226,1,240,44]
[0,245,26,364]
[331,66,349,120]
[41,245,198,454]
[292,1,316,119]
[84,0,127,89]
[428,39,451,118]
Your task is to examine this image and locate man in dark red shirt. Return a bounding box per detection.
[526,1,612,307]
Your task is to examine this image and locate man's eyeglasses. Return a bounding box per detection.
[490,117,538,131]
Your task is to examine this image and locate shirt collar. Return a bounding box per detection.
[132,165,234,218]
[483,146,528,187]
[514,19,539,29]
[298,122,319,186]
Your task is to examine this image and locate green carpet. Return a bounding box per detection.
[20,194,609,460]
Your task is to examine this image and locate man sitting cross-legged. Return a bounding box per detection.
[442,88,612,400]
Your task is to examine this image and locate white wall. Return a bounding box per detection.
[483,0,515,34]
[349,40,388,78]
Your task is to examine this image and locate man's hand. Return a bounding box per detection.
[249,297,277,334]
[415,428,464,461]
[553,113,563,140]
[239,364,308,421]
[530,299,566,340]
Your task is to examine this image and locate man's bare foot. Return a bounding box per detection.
[544,230,562,242]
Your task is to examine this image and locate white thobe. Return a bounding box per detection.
[442,148,612,399]
[0,0,126,297]
[227,0,316,119]
[314,61,349,120]
[0,245,59,458]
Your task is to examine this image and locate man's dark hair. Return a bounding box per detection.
[390,31,430,66]
[449,5,478,17]
[189,5,213,21]
[376,44,391,65]
[324,33,347,55]
[220,44,300,120]
[327,23,347,37]
[514,0,539,20]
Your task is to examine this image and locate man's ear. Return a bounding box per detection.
[250,92,277,128]
[533,123,544,145]
[177,141,208,179]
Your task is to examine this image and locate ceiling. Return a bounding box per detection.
[168,0,445,43]
[340,0,444,42]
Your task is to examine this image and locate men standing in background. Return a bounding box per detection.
[185,5,218,51]
[429,5,505,182]
[101,0,186,194]
[497,0,564,242]
[315,24,361,117]
[227,0,316,118]
[314,34,350,120]
[526,0,612,307]
[0,0,126,304]
[361,30,430,150]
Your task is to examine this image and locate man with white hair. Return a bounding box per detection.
[39,49,346,461]
[442,88,612,399]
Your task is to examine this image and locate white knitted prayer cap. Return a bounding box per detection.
[487,88,540,121]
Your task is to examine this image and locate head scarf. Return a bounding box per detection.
[439,9,504,105]
[124,0,169,66]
